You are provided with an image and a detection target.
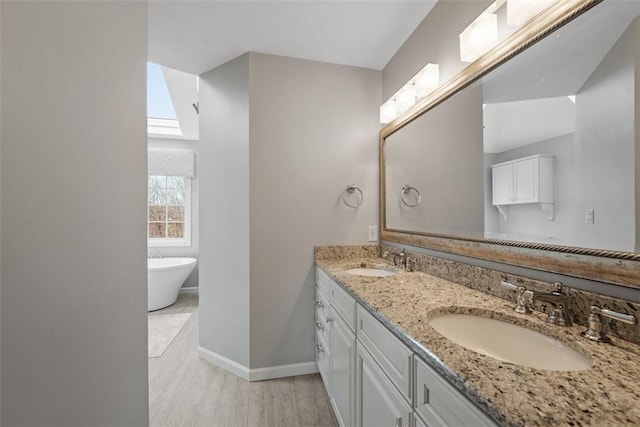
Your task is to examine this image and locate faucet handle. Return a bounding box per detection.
[514,287,533,314]
[582,305,636,342]
[552,282,564,295]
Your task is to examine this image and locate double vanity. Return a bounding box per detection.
[315,246,640,426]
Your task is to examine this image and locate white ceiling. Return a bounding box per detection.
[482,0,640,153]
[483,96,576,153]
[148,0,437,75]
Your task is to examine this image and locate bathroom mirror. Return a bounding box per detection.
[381,0,640,288]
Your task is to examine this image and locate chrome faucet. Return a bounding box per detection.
[502,280,573,326]
[382,248,407,268]
[530,283,573,326]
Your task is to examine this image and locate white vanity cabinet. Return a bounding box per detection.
[356,305,413,403]
[331,309,355,427]
[315,267,355,427]
[315,266,497,427]
[414,357,496,427]
[315,283,331,393]
[491,154,554,219]
[356,340,412,427]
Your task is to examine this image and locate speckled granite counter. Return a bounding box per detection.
[316,256,640,426]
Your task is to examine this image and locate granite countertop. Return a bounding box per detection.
[316,257,640,426]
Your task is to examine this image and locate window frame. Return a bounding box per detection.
[147,176,192,248]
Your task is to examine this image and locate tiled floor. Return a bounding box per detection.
[149,293,337,427]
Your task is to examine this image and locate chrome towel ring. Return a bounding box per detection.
[341,184,363,208]
[401,185,421,207]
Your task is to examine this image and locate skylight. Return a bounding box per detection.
[147,62,177,120]
[147,62,199,140]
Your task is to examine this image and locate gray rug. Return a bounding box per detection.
[148,313,192,358]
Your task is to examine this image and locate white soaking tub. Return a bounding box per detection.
[148,257,197,311]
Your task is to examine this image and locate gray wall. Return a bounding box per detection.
[1,2,148,425]
[385,83,484,235]
[573,19,637,252]
[148,137,200,288]
[635,18,640,252]
[382,0,492,100]
[199,52,380,371]
[248,53,380,368]
[199,54,251,367]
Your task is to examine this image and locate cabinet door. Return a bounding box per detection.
[331,313,355,427]
[317,332,331,394]
[414,357,496,427]
[356,341,412,427]
[513,157,539,203]
[356,304,413,403]
[491,164,513,205]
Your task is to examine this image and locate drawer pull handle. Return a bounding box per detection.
[424,385,430,404]
[316,344,324,354]
[315,300,324,308]
[395,416,403,427]
[326,318,333,324]
[315,322,324,331]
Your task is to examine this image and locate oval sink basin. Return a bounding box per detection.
[344,268,397,277]
[429,314,591,371]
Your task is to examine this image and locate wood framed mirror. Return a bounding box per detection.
[380,0,640,288]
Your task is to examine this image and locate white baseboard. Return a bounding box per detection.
[198,346,250,380]
[249,360,318,381]
[198,346,318,382]
[179,286,199,295]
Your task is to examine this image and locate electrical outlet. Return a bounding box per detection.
[586,208,595,224]
[368,225,378,242]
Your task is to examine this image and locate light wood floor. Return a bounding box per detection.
[149,294,338,427]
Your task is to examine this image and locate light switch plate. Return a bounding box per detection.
[368,225,378,242]
[586,208,595,224]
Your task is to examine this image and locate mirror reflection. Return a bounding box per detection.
[385,0,640,253]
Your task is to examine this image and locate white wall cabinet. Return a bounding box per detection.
[491,154,554,220]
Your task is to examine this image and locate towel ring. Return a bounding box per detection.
[341,184,363,208]
[401,185,421,207]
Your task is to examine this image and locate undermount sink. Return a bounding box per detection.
[344,268,397,278]
[429,314,592,371]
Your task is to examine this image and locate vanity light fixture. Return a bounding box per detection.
[396,83,417,116]
[459,12,498,63]
[380,62,439,124]
[414,63,439,99]
[380,97,398,124]
[507,0,557,26]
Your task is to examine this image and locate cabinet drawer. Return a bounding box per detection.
[316,266,333,297]
[356,304,413,404]
[316,285,331,319]
[415,357,496,427]
[315,301,330,344]
[331,281,356,332]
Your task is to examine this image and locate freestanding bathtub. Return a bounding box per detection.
[148,257,197,311]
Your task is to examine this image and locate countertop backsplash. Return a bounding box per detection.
[379,244,640,346]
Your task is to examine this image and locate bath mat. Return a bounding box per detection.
[148,313,192,358]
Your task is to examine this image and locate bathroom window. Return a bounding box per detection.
[148,175,191,247]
